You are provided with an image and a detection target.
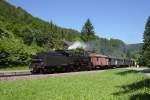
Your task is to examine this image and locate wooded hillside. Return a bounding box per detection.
[0,0,142,66]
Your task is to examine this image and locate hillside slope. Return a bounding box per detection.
[127,43,143,59]
[0,0,81,48]
[0,0,142,65]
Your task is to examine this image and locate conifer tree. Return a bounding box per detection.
[142,16,150,66]
[81,19,95,41]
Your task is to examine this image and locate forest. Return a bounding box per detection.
[0,0,142,66]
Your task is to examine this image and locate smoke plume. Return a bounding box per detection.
[68,41,87,50]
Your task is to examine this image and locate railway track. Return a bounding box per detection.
[0,70,32,77]
[0,70,107,81]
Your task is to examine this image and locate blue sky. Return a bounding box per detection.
[7,0,150,44]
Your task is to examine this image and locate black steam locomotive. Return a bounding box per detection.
[30,50,91,73]
[30,50,134,73]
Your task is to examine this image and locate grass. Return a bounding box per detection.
[0,66,29,71]
[0,68,150,100]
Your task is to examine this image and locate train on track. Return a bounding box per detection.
[30,50,134,73]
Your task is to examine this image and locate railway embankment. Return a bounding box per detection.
[0,70,106,81]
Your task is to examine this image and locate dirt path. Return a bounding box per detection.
[127,67,150,77]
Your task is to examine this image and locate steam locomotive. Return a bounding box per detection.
[30,50,134,73]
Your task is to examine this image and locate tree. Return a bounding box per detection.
[0,29,31,65]
[81,18,95,41]
[142,16,150,67]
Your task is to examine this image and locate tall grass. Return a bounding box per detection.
[0,69,150,100]
[0,66,29,71]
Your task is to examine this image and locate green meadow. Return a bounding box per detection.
[0,69,150,100]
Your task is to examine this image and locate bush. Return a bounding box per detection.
[0,37,31,65]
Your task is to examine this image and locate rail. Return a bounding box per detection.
[0,71,32,77]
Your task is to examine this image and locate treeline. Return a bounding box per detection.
[0,0,141,66]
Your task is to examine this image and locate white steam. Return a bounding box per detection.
[68,41,87,50]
